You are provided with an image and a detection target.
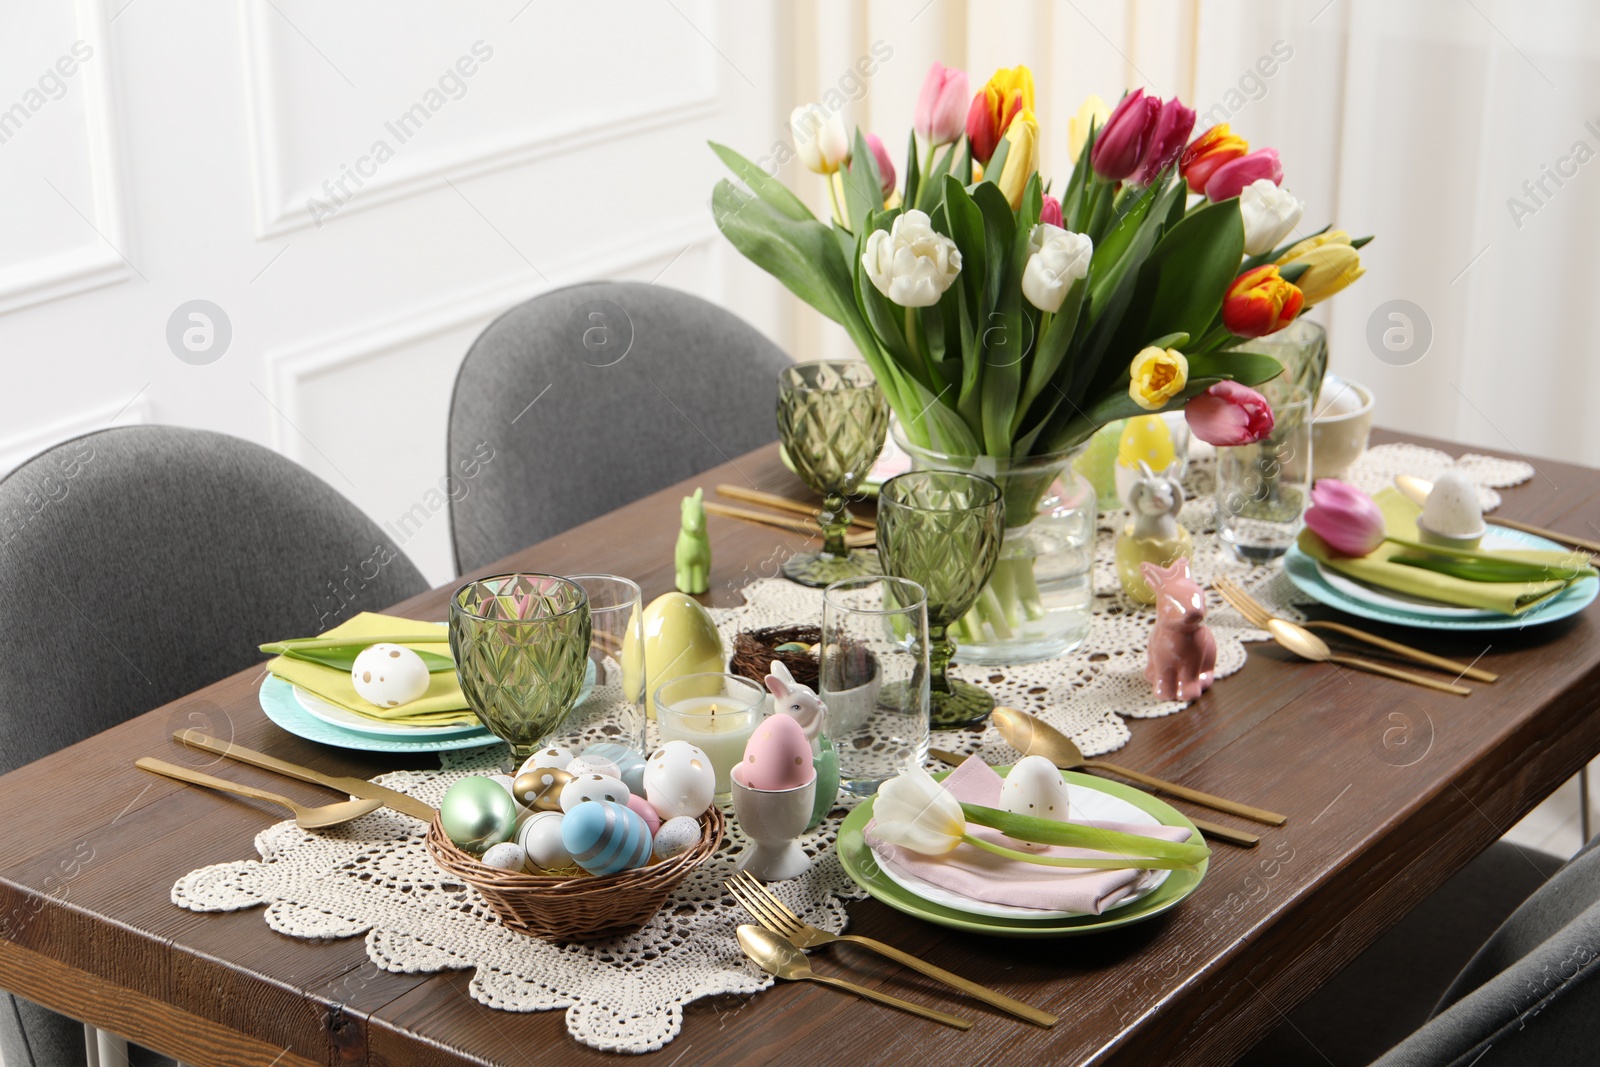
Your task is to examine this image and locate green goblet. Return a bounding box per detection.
[449,573,591,769]
[776,360,889,587]
[876,471,1004,729]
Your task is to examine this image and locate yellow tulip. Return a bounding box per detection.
[996,108,1038,209]
[1276,230,1366,305]
[1128,346,1189,410]
[1068,93,1110,163]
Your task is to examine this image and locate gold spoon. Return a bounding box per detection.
[1262,618,1471,696]
[1395,474,1600,553]
[991,707,1287,826]
[136,758,385,829]
[735,925,972,1030]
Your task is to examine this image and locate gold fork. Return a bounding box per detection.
[1214,576,1497,683]
[725,870,1057,1027]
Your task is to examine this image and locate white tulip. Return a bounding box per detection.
[861,210,963,308]
[871,766,967,855]
[789,103,850,175]
[1239,178,1304,256]
[1020,224,1093,314]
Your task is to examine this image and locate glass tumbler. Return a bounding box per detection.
[537,574,647,756]
[776,359,889,587]
[820,576,930,796]
[876,470,1004,729]
[449,573,591,768]
[1216,388,1314,562]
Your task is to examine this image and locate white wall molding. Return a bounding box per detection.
[0,387,151,475]
[262,216,718,455]
[237,0,719,239]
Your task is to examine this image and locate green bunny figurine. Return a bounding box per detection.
[675,487,711,595]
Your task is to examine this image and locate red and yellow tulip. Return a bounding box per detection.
[1222,265,1303,338]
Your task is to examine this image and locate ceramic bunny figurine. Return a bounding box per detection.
[1115,460,1194,604]
[1142,557,1216,702]
[763,660,825,746]
[674,487,710,595]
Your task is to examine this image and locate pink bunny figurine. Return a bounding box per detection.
[1142,557,1216,702]
[764,660,827,746]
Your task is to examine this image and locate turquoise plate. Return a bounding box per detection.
[837,768,1208,937]
[258,675,498,754]
[1283,525,1598,631]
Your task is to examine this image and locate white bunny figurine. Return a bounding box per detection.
[764,660,827,748]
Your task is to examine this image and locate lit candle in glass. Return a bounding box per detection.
[653,673,767,797]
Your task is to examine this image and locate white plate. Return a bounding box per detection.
[875,779,1171,920]
[1315,528,1542,620]
[292,686,489,739]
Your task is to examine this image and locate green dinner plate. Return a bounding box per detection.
[837,768,1208,937]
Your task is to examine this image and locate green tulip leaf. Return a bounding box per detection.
[708,142,815,223]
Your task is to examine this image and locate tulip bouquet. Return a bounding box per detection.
[711,62,1371,651]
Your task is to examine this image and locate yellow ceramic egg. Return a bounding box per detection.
[624,592,724,717]
[1113,415,1177,505]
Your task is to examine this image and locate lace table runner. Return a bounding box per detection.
[173,442,1532,1053]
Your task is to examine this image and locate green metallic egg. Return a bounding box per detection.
[440,776,518,853]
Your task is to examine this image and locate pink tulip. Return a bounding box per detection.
[914,62,969,147]
[1304,479,1387,557]
[1091,88,1161,181]
[1132,97,1196,186]
[1204,148,1283,202]
[1184,381,1275,446]
[1039,194,1062,228]
[865,133,896,197]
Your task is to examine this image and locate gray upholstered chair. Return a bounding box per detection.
[446,281,791,574]
[1238,837,1599,1065]
[0,426,428,1067]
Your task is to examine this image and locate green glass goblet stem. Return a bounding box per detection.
[775,359,888,587]
[876,471,1005,729]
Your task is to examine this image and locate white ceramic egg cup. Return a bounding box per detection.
[729,765,816,881]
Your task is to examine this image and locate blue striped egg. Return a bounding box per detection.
[584,743,647,795]
[560,800,652,877]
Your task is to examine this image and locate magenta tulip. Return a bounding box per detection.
[1184,381,1275,446]
[914,62,969,147]
[864,133,897,197]
[1090,88,1161,181]
[1132,97,1196,186]
[1304,479,1387,557]
[1040,194,1062,228]
[1203,148,1283,202]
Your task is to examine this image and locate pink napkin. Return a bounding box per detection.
[864,758,1196,916]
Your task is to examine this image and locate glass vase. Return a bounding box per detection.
[892,425,1096,665]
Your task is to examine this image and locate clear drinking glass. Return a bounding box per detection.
[538,574,647,756]
[449,573,591,768]
[776,360,889,587]
[820,576,930,796]
[1216,388,1314,562]
[876,471,1005,729]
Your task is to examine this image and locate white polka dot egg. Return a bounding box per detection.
[350,643,429,708]
[643,740,715,820]
[652,815,701,860]
[998,755,1072,822]
[517,746,575,777]
[559,773,631,813]
[480,842,526,871]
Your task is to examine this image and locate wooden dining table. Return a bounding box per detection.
[2,428,1598,1066]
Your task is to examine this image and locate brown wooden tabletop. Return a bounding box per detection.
[2,428,1599,1066]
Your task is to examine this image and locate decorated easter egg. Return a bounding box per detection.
[517,810,573,872]
[740,713,815,791]
[480,842,527,871]
[559,773,631,812]
[1421,469,1486,539]
[584,743,647,795]
[1114,416,1179,507]
[626,793,661,836]
[999,756,1072,821]
[440,776,519,853]
[561,800,653,876]
[643,740,716,820]
[517,746,575,777]
[566,754,621,781]
[652,815,701,861]
[630,593,724,716]
[350,643,429,708]
[512,767,573,811]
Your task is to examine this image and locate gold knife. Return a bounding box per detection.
[173,730,437,823]
[928,749,1259,849]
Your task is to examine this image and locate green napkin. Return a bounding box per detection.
[1297,487,1585,616]
[267,612,480,727]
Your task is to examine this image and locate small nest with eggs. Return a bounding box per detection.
[731,624,821,690]
[426,807,725,942]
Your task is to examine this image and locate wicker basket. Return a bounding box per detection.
[731,624,820,690]
[426,806,726,942]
